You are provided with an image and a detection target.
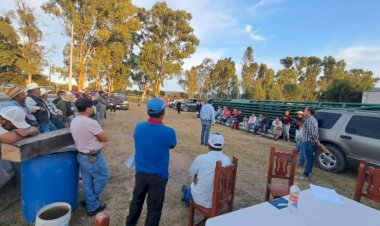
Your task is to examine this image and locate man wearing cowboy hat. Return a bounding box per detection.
[40,88,65,129]
[56,91,76,126]
[0,106,39,144]
[0,86,38,127]
[25,83,56,133]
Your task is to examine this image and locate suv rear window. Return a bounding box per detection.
[314,112,341,129]
[345,115,380,140]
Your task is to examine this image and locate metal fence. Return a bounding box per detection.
[212,99,380,140]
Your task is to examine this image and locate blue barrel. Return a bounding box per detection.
[21,151,79,224]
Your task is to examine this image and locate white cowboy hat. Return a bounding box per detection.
[0,106,30,129]
[26,82,40,91]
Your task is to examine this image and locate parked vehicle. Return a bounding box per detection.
[180,99,199,112]
[315,109,380,173]
[110,92,129,110]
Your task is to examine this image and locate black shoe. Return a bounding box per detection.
[80,200,87,207]
[87,203,107,217]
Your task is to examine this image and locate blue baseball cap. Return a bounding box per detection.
[147,98,165,114]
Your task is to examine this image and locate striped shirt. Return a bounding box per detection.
[189,151,231,208]
[302,115,319,143]
[200,103,215,124]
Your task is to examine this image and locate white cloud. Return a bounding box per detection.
[183,47,224,70]
[245,25,252,33]
[244,24,266,41]
[336,45,380,86]
[337,45,380,64]
[249,0,286,15]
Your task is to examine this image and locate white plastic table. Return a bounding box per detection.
[206,189,380,226]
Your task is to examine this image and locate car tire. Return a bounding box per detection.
[183,106,189,112]
[315,144,346,173]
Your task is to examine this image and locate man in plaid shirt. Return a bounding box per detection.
[300,107,319,180]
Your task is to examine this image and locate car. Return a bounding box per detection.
[314,109,380,173]
[180,98,199,112]
[109,92,129,110]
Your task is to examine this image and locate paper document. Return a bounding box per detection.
[124,153,135,169]
[310,184,344,205]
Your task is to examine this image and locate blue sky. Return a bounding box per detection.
[2,0,380,90]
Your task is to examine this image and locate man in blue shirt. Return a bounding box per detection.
[126,98,177,226]
[200,99,215,145]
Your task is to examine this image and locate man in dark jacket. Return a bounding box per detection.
[25,83,56,133]
[176,101,181,114]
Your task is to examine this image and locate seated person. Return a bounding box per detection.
[226,108,238,126]
[231,111,244,128]
[264,118,273,134]
[181,133,231,208]
[215,106,223,121]
[0,106,39,144]
[253,114,263,133]
[246,113,257,132]
[256,114,269,133]
[272,117,283,141]
[221,107,230,123]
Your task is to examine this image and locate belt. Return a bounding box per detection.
[79,150,101,156]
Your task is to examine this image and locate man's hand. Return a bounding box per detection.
[15,128,30,137]
[39,107,46,111]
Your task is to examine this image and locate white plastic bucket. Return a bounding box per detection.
[35,202,71,226]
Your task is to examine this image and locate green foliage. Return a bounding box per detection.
[137,2,199,97]
[209,58,238,99]
[179,67,198,98]
[321,69,378,102]
[0,1,46,84]
[241,47,259,98]
[42,0,139,89]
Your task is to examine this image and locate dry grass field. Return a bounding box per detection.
[0,103,379,226]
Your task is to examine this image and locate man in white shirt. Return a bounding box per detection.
[70,97,109,217]
[181,133,231,208]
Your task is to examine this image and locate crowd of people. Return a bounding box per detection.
[0,83,118,216]
[1,86,320,224]
[215,106,299,142]
[213,105,319,180]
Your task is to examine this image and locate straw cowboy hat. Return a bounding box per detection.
[26,82,40,91]
[40,88,50,96]
[5,87,26,99]
[61,91,76,102]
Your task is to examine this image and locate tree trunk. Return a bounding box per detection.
[78,64,86,90]
[154,80,161,97]
[141,83,147,102]
[27,73,32,84]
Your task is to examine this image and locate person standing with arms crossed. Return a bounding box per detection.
[126,98,177,226]
[70,97,110,216]
[199,100,215,145]
[299,107,319,181]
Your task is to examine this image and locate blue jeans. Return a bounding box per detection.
[39,121,57,133]
[303,142,316,177]
[96,111,105,127]
[282,124,290,140]
[201,120,212,145]
[51,116,65,129]
[182,186,193,206]
[77,152,110,212]
[297,141,305,166]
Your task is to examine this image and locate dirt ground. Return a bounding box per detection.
[0,103,379,226]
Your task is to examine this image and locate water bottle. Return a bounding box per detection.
[288,182,300,212]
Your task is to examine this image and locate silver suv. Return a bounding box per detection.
[315,109,380,172]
